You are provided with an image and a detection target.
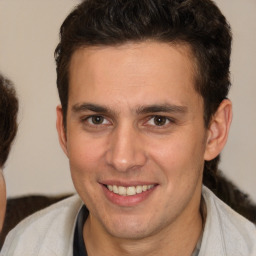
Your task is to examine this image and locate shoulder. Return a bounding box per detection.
[1,194,83,256]
[201,186,256,256]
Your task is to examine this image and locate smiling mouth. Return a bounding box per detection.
[105,184,155,196]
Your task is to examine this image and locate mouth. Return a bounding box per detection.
[105,184,155,196]
[102,182,158,206]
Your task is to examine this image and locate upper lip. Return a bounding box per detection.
[100,180,157,187]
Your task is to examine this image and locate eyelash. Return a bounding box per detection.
[80,115,175,129]
[81,115,111,126]
[146,115,175,127]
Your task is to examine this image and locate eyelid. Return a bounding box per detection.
[80,114,176,128]
[145,115,175,127]
[81,114,112,126]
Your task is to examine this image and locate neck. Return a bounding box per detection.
[83,200,203,256]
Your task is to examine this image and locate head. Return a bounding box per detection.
[55,0,232,187]
[55,0,232,245]
[0,74,18,231]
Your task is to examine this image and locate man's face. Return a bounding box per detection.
[0,170,6,232]
[58,42,210,239]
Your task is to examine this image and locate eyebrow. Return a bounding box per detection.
[136,104,188,115]
[72,102,188,116]
[72,103,113,115]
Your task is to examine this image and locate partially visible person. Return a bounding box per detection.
[0,74,18,232]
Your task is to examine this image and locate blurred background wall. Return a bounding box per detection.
[0,0,255,201]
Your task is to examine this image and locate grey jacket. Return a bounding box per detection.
[1,186,256,256]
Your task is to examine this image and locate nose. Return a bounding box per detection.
[106,123,147,172]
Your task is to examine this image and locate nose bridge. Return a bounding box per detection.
[106,122,146,172]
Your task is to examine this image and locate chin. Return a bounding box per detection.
[102,215,158,240]
[109,227,151,240]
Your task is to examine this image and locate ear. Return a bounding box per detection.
[204,99,232,161]
[56,105,68,156]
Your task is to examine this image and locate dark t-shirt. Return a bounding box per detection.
[73,205,88,256]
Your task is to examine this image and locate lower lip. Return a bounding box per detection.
[102,185,157,207]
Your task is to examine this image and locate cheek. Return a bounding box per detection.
[148,131,206,179]
[66,135,109,208]
[66,134,108,189]
[67,131,105,169]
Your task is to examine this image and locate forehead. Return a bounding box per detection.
[68,41,201,110]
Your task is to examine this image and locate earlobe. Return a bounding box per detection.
[204,99,232,161]
[56,105,68,156]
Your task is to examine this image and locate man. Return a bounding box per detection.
[2,0,256,255]
[0,74,18,232]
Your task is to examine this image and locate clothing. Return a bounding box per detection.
[1,195,82,256]
[1,186,256,256]
[73,205,88,256]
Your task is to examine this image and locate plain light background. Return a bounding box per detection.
[0,0,255,201]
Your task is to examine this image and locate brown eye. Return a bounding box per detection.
[91,116,104,124]
[153,116,167,126]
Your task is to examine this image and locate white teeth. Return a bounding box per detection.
[118,186,127,195]
[127,186,136,196]
[106,184,154,196]
[136,186,143,194]
[107,185,113,192]
[113,185,118,194]
[142,185,147,192]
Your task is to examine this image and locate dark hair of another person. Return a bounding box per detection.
[0,74,18,167]
[54,0,232,189]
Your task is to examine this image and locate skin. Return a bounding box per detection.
[0,169,6,232]
[57,42,232,256]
